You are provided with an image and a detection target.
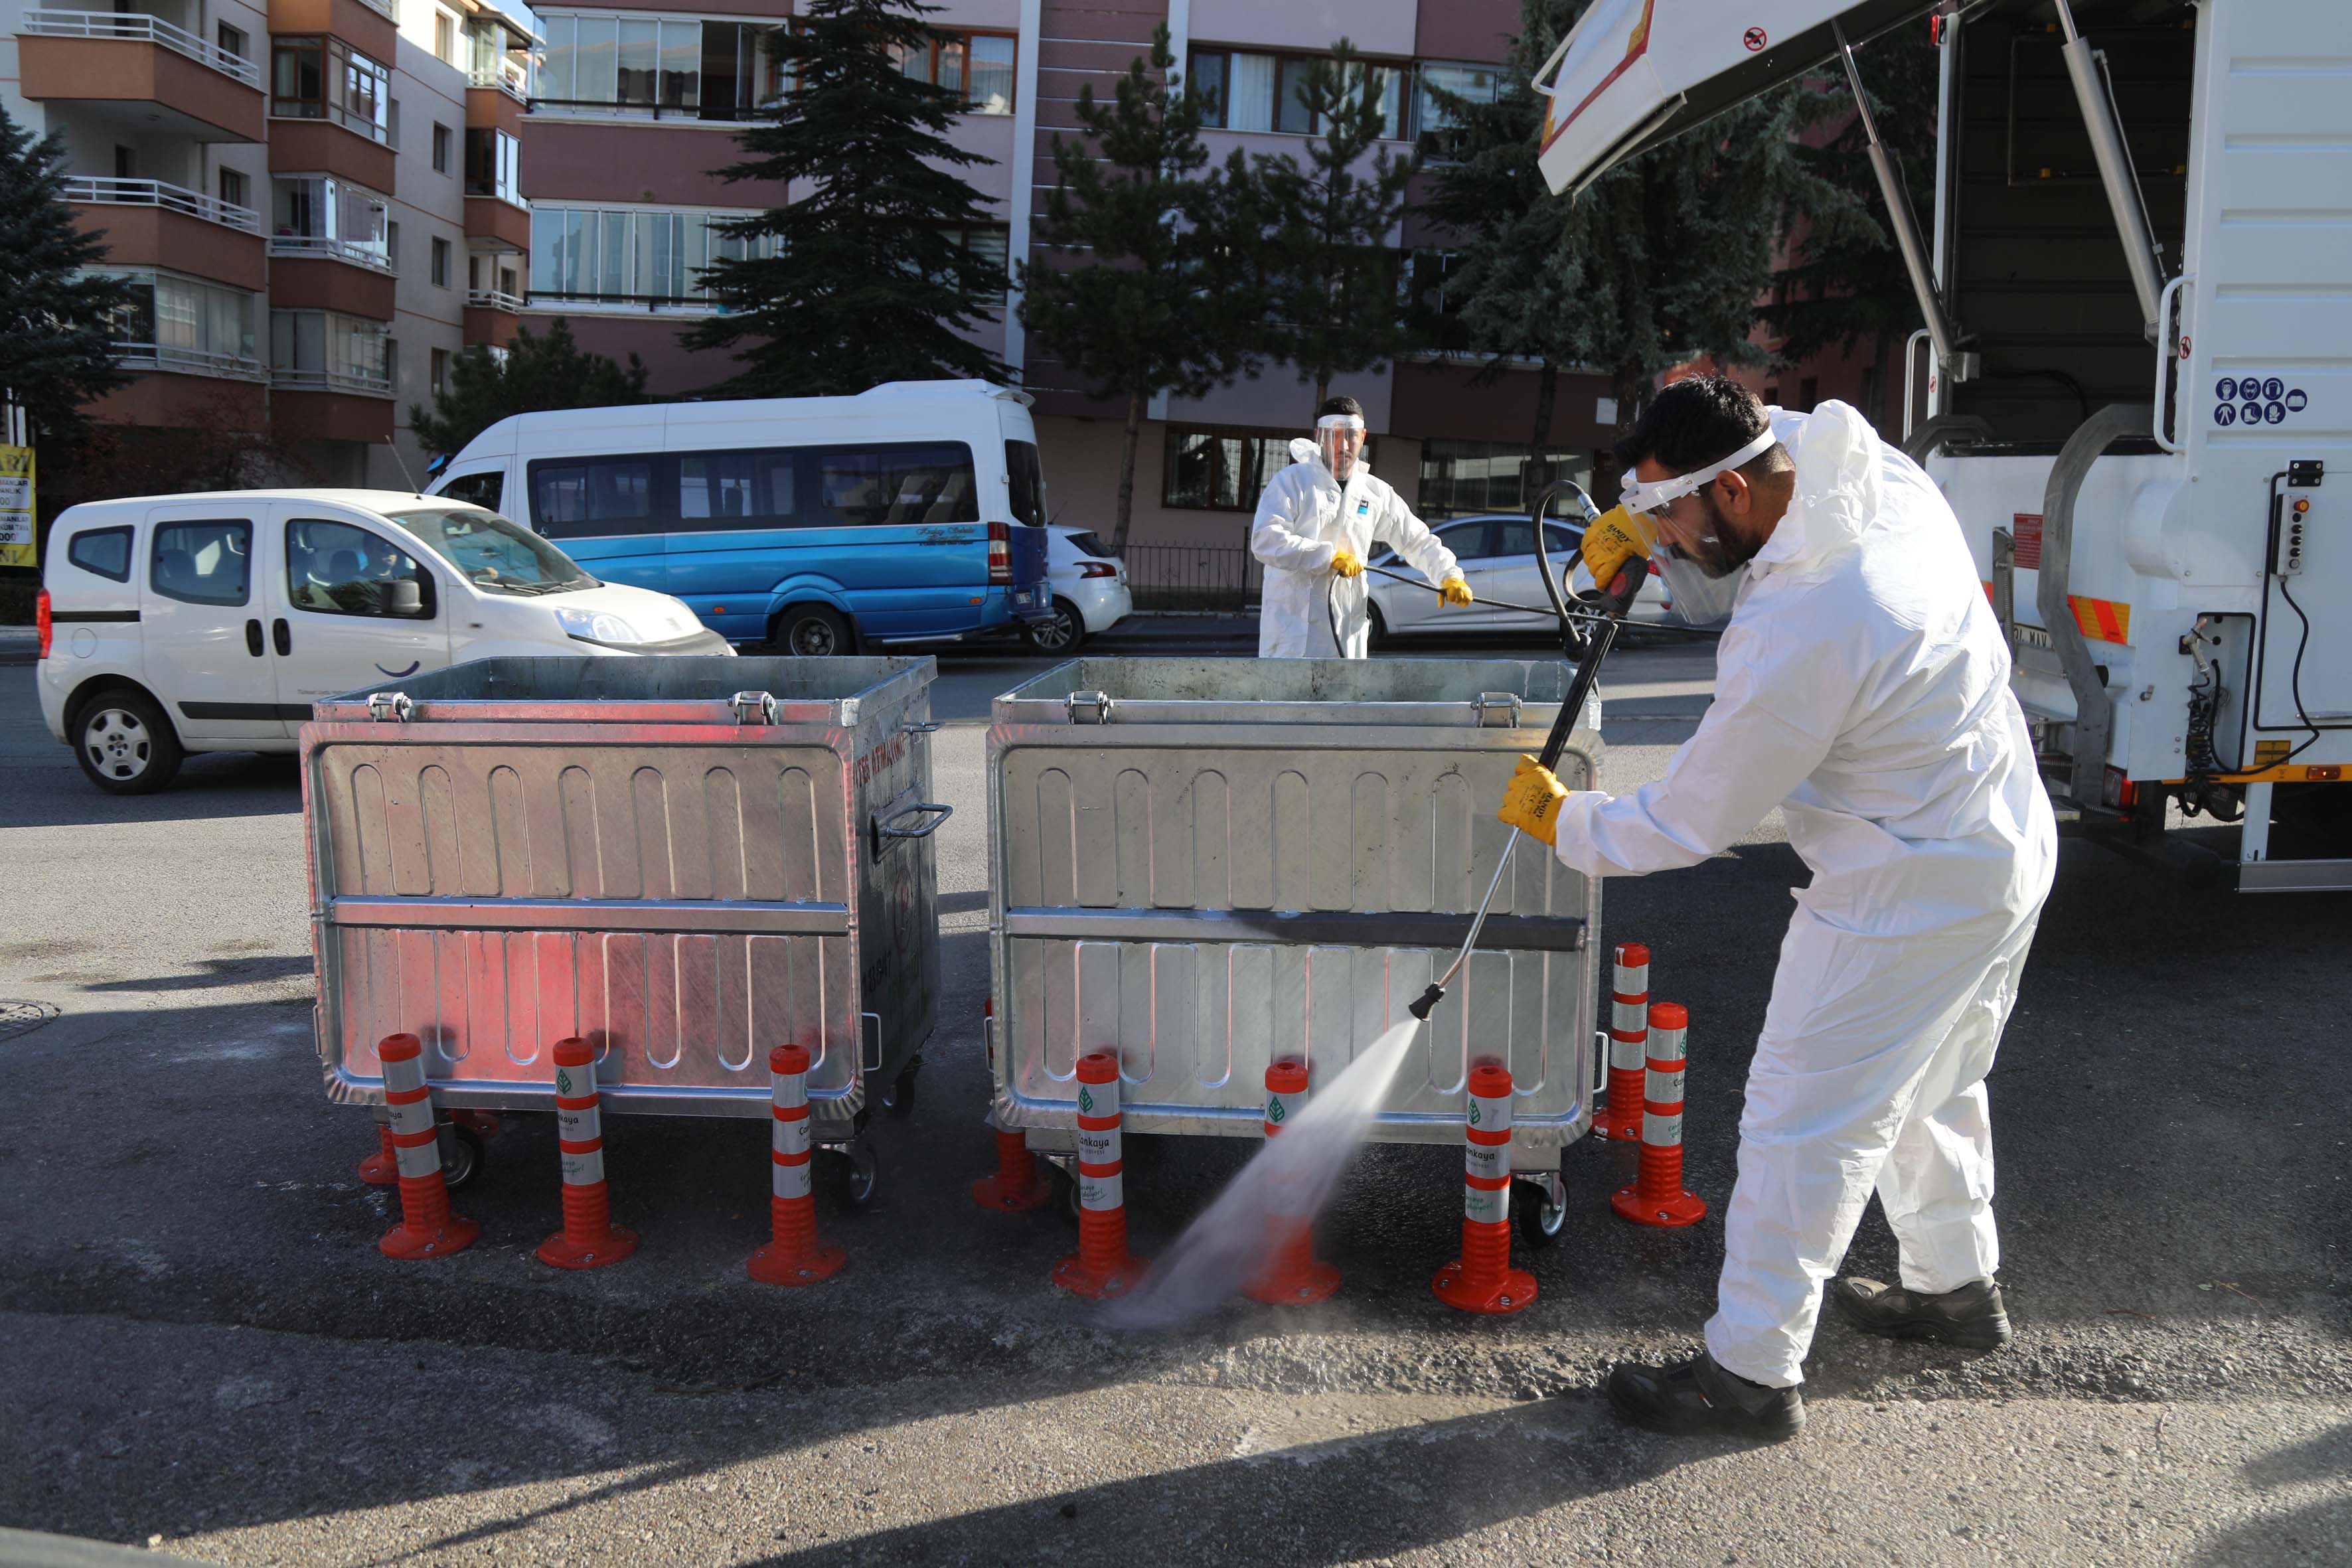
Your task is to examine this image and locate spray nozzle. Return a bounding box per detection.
[1407,984,1445,1022]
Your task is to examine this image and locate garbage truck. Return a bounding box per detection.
[1535,0,2351,890]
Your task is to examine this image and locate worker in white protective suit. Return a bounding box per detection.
[1251,395,1474,657]
[1498,377,2058,1443]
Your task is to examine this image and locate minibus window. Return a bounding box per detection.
[1006,439,1047,527]
[679,451,783,525]
[811,443,977,526]
[439,471,503,511]
[150,520,252,607]
[529,456,655,537]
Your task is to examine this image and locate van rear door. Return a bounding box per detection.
[141,500,288,742]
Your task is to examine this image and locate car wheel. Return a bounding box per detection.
[73,688,183,795]
[1366,600,1390,650]
[1024,597,1087,654]
[775,603,852,658]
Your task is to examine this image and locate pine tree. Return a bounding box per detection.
[0,104,134,453]
[686,0,1007,395]
[410,318,650,457]
[1018,27,1269,554]
[1259,40,1419,412]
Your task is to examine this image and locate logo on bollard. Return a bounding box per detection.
[556,1067,574,1096]
[1267,1095,1285,1124]
[1468,1100,1482,1127]
[1078,1085,1095,1115]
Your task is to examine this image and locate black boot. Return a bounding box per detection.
[1605,1352,1805,1442]
[1828,1276,2012,1350]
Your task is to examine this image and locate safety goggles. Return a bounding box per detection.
[1616,428,1776,517]
[1316,414,1367,433]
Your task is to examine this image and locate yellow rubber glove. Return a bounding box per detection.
[1440,573,1474,607]
[1329,546,1365,579]
[1581,505,1656,594]
[1497,754,1569,846]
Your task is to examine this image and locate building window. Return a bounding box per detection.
[528,204,775,306]
[218,167,248,212]
[943,223,1010,285]
[431,237,452,287]
[272,37,391,142]
[271,175,392,270]
[114,145,135,180]
[1162,426,1308,512]
[466,17,532,94]
[430,347,451,397]
[1190,48,1406,139]
[896,30,1016,115]
[1405,250,1472,355]
[432,123,451,173]
[87,267,262,378]
[464,128,522,204]
[216,21,246,61]
[536,14,787,121]
[270,309,392,394]
[1415,62,1502,162]
[1417,440,1591,521]
[435,10,457,64]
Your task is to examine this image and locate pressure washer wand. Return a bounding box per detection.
[1407,557,1650,1023]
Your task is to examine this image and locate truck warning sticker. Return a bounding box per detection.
[2214,376,2310,429]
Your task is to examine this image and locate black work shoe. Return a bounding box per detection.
[1829,1276,2013,1350]
[1605,1352,1805,1442]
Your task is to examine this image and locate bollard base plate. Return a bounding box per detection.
[1431,1260,1537,1315]
[1051,1253,1148,1299]
[380,1214,480,1260]
[747,1239,847,1286]
[537,1225,640,1269]
[1244,1258,1341,1306]
[357,1150,399,1186]
[971,1167,1053,1213]
[1611,1185,1707,1228]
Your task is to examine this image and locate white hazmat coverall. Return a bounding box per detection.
[1549,402,2058,1389]
[1251,438,1460,658]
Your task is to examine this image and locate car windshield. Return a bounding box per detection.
[386,508,597,595]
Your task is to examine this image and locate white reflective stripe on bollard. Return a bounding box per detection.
[1079,1168,1123,1212]
[1646,1065,1686,1105]
[1612,998,1649,1034]
[1468,1085,1513,1136]
[773,1152,812,1200]
[1643,1110,1684,1147]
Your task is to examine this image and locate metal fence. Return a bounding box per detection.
[1123,543,1262,611]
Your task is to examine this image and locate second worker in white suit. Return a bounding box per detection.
[1250,396,1474,657]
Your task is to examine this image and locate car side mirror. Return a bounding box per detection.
[380,578,424,616]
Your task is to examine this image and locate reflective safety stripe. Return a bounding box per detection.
[1610,1034,1648,1071]
[556,1103,599,1144]
[1464,1138,1508,1184]
[1464,1185,1510,1225]
[1643,1110,1684,1148]
[560,1146,605,1186]
[773,1152,811,1200]
[1079,1168,1123,1212]
[773,1112,811,1160]
[1265,1087,1306,1135]
[1645,1065,1686,1107]
[1467,1087,1513,1137]
[394,1137,441,1180]
[1077,1123,1119,1166]
[386,1093,436,1140]
[1612,999,1648,1034]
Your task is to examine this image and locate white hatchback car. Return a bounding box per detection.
[1024,526,1134,653]
[39,489,728,794]
[1366,513,1683,643]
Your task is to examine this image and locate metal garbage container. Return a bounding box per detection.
[986,657,1603,1213]
[301,656,947,1194]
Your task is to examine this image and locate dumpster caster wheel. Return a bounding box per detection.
[1047,1164,1084,1228]
[818,1140,878,1213]
[439,1121,487,1191]
[1515,1174,1565,1250]
[880,1057,920,1118]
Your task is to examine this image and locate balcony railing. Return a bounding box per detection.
[21,10,264,90]
[354,0,398,21]
[469,59,530,99]
[64,177,262,234]
[112,341,269,382]
[273,366,394,397]
[267,234,394,273]
[466,287,526,312]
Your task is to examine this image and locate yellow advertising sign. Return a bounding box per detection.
[0,446,33,570]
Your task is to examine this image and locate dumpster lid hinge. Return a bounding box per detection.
[365,692,412,724]
[1472,692,1524,728]
[1066,690,1114,724]
[732,690,777,726]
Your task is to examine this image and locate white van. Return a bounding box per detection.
[424,380,1054,653]
[38,489,727,794]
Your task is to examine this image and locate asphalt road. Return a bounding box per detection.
[0,623,2345,1566]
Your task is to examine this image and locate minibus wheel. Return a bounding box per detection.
[72,686,183,795]
[775,603,852,657]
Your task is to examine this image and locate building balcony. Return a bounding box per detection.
[18,10,267,143]
[463,287,526,349]
[266,119,395,194]
[268,250,397,319]
[462,195,530,252]
[272,368,394,444]
[266,0,396,63]
[65,177,267,291]
[114,341,270,383]
[466,83,526,139]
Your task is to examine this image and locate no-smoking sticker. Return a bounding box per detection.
[1744,27,1768,50]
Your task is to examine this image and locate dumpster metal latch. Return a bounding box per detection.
[1066,690,1114,724]
[1472,692,1523,728]
[901,719,942,735]
[365,692,412,724]
[730,690,777,726]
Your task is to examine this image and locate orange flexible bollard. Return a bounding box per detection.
[1243,1058,1340,1306]
[1605,943,1650,1142]
[1433,1063,1535,1314]
[1611,1004,1707,1227]
[1051,1052,1148,1298]
[748,1044,846,1285]
[358,1120,398,1186]
[376,1034,479,1260]
[537,1038,638,1269]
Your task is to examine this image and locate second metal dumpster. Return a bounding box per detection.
[986,657,1603,1215]
[303,655,947,1194]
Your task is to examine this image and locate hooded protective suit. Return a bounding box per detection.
[1548,401,2058,1389]
[1251,438,1460,657]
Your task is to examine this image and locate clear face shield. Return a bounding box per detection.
[1316,414,1367,479]
[1616,428,1777,624]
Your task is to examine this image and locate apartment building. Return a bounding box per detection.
[2,0,538,488]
